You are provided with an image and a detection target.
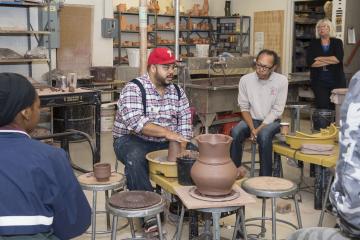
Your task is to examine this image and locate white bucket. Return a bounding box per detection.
[127,48,152,67]
[101,104,115,132]
[195,44,209,57]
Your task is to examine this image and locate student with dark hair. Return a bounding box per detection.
[0,73,91,239]
[230,49,288,176]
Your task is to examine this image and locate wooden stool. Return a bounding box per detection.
[107,191,166,240]
[242,177,302,240]
[78,172,125,240]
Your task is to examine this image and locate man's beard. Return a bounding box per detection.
[155,72,172,86]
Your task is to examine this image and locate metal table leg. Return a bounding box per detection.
[91,190,97,240]
[156,213,164,240]
[314,165,324,210]
[239,207,247,240]
[271,198,276,240]
[176,204,185,240]
[111,215,118,240]
[212,212,221,240]
[189,210,199,239]
[273,152,281,177]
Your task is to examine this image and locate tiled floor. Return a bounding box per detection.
[70,115,336,240]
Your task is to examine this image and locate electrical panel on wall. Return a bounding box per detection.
[101,18,117,38]
[39,1,60,48]
[332,0,346,41]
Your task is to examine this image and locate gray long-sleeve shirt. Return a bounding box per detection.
[238,72,288,124]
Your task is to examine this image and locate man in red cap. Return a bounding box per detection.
[112,47,192,231]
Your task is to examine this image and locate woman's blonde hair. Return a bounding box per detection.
[315,18,336,38]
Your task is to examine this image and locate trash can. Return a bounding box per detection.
[311,108,335,132]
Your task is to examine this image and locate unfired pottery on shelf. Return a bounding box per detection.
[191,134,237,196]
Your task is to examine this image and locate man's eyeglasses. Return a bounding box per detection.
[157,64,177,71]
[255,62,273,71]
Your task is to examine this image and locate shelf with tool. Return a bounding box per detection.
[215,16,250,56]
[292,0,327,73]
[0,0,52,80]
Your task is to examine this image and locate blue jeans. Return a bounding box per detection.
[230,119,280,176]
[113,135,197,191]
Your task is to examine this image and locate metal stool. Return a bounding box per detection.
[318,167,336,227]
[242,177,302,240]
[107,191,166,240]
[286,103,309,132]
[242,141,259,177]
[78,172,125,240]
[177,205,247,240]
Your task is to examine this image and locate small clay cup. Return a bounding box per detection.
[94,163,111,182]
[280,122,290,135]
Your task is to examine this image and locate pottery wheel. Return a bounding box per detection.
[188,187,240,202]
[109,191,162,209]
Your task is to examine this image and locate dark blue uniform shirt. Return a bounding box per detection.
[0,130,91,239]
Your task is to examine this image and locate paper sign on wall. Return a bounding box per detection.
[254,32,264,55]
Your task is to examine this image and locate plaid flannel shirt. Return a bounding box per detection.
[113,74,192,142]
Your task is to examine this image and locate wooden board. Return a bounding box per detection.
[253,11,284,61]
[57,5,93,72]
[174,185,255,210]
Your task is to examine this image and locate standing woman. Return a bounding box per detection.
[306,18,346,110]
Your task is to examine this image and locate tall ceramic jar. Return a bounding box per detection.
[191,134,237,196]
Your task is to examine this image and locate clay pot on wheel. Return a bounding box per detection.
[191,134,237,196]
[94,163,111,182]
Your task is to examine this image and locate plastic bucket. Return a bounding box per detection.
[311,108,335,132]
[176,151,198,186]
[127,48,140,67]
[127,48,152,67]
[195,44,209,57]
[101,104,115,132]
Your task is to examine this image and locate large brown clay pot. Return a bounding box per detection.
[191,134,237,196]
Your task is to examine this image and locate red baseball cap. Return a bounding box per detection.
[147,47,176,65]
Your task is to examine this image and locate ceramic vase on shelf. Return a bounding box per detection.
[191,134,237,196]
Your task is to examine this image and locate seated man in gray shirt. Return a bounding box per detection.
[230,49,288,176]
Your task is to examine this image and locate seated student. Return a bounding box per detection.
[230,49,288,176]
[287,71,360,240]
[0,73,91,239]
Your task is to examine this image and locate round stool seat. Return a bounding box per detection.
[78,172,125,191]
[242,177,298,198]
[107,191,165,218]
[109,191,162,209]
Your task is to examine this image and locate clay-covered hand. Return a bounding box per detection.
[165,131,189,143]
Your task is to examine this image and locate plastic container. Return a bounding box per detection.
[195,44,209,57]
[311,108,335,132]
[101,104,115,132]
[127,48,152,67]
[176,151,198,186]
[330,88,348,126]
